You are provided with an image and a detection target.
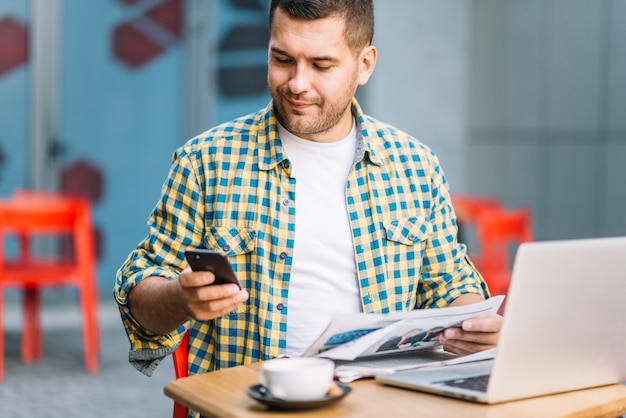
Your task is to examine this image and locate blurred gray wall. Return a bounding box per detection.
[368,0,471,190]
[369,0,626,241]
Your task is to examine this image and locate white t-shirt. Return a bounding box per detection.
[278,122,363,356]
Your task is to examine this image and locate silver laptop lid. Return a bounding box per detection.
[487,236,626,402]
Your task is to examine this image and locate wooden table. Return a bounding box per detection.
[164,362,626,418]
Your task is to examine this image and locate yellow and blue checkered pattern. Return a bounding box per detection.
[114,98,489,378]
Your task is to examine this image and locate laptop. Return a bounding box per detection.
[376,236,626,403]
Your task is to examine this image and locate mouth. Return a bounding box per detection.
[286,98,313,112]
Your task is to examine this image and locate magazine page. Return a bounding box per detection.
[333,347,496,383]
[304,295,504,360]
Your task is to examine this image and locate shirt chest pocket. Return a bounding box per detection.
[383,216,432,246]
[381,216,432,310]
[204,226,256,316]
[204,226,256,256]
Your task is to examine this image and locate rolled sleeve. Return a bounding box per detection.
[114,262,187,375]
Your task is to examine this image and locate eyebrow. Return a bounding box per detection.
[270,47,339,63]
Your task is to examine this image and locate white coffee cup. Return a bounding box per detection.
[259,357,335,401]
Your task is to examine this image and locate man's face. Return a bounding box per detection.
[268,8,367,143]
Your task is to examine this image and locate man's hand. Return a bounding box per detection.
[437,293,502,355]
[177,267,249,321]
[128,267,249,335]
[438,314,502,355]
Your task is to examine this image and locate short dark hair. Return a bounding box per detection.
[269,0,374,52]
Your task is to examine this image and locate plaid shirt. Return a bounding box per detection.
[114,99,488,378]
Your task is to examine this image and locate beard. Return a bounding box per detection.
[269,82,356,138]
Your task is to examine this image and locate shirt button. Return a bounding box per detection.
[283,199,290,206]
[283,161,290,169]
[222,245,231,252]
[407,234,415,241]
[277,303,284,311]
[279,252,287,260]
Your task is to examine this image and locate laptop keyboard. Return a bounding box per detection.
[436,374,490,392]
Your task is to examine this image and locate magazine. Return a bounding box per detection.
[333,347,497,382]
[302,295,504,381]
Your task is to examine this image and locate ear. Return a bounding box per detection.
[356,45,377,86]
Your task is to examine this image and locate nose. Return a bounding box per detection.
[288,64,311,94]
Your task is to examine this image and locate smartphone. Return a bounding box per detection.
[184,249,241,288]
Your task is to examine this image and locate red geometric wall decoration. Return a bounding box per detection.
[145,0,182,37]
[60,159,104,204]
[113,23,165,69]
[0,16,29,76]
[112,0,182,69]
[60,159,105,260]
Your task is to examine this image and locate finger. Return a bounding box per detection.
[196,282,244,301]
[439,332,496,353]
[441,339,494,356]
[461,314,502,333]
[442,327,499,346]
[179,270,217,288]
[187,289,249,321]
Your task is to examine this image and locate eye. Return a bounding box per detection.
[314,64,331,71]
[272,55,291,65]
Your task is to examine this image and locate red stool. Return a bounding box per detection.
[475,207,533,297]
[0,189,99,380]
[172,330,189,418]
[450,194,502,269]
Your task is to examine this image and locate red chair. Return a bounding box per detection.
[451,194,502,267]
[451,194,501,222]
[475,207,533,296]
[0,189,99,380]
[172,331,189,418]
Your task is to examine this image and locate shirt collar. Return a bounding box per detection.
[351,98,384,167]
[257,98,385,171]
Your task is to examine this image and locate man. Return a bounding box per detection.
[114,0,501,381]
